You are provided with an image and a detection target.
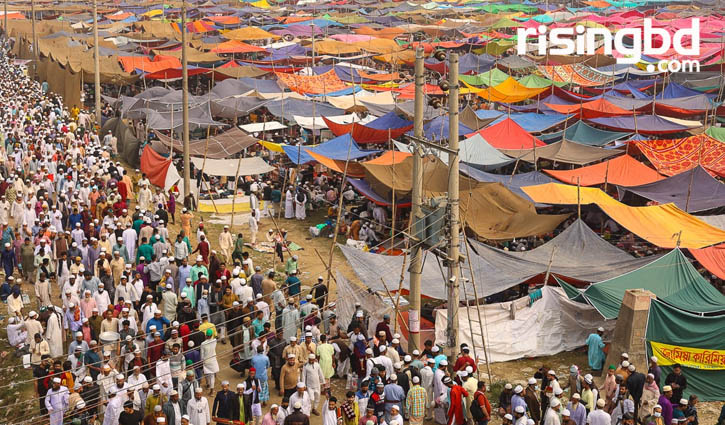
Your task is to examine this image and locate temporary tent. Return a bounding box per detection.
[522,183,725,249]
[635,134,725,177]
[189,157,274,177]
[468,219,658,283]
[453,134,515,170]
[646,300,725,401]
[281,133,380,165]
[588,115,701,135]
[560,249,725,319]
[538,120,631,146]
[323,111,413,144]
[544,154,663,187]
[140,145,183,194]
[499,139,622,165]
[434,286,616,363]
[467,117,546,150]
[690,243,725,279]
[546,97,632,119]
[459,106,502,130]
[459,166,556,204]
[153,127,259,159]
[618,166,725,212]
[489,112,570,133]
[470,77,548,103]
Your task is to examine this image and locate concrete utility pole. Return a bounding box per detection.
[181,0,191,200]
[92,0,101,126]
[31,0,37,73]
[4,0,8,40]
[446,52,461,355]
[408,47,425,353]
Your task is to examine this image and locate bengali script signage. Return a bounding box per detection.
[650,341,725,370]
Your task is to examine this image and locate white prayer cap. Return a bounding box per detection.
[621,352,629,358]
[392,338,399,344]
[628,364,636,372]
[296,382,305,388]
[622,360,630,368]
[504,383,512,390]
[504,414,513,421]
[547,370,556,376]
[513,385,523,394]
[650,356,658,363]
[365,348,373,355]
[561,409,570,416]
[515,406,525,414]
[195,387,203,393]
[572,393,581,400]
[294,402,303,409]
[412,376,420,383]
[53,377,61,383]
[597,327,605,332]
[379,345,387,352]
[597,399,606,408]
[528,378,537,385]
[431,346,439,353]
[237,383,244,389]
[554,388,563,395]
[308,354,316,359]
[404,355,412,362]
[550,399,561,408]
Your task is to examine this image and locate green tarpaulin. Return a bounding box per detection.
[460,68,509,87]
[646,300,725,401]
[705,125,725,143]
[559,249,725,319]
[539,121,632,146]
[517,74,566,89]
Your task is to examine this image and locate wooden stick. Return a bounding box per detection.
[542,247,557,285]
[379,277,410,333]
[459,271,482,381]
[324,133,354,292]
[577,177,581,219]
[229,154,244,230]
[313,248,337,285]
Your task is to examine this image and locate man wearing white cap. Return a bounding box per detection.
[45,377,70,425]
[566,393,586,425]
[586,327,606,372]
[219,225,233,261]
[288,382,312,416]
[588,399,611,425]
[302,353,325,415]
[514,405,528,425]
[162,281,178,321]
[281,297,300,342]
[544,398,562,425]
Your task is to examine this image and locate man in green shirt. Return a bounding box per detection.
[252,310,265,337]
[136,237,154,263]
[190,256,209,284]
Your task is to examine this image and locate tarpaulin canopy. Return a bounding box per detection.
[417,115,474,142]
[646,300,725,401]
[538,120,631,146]
[489,112,570,133]
[454,134,515,170]
[544,154,664,187]
[266,98,344,122]
[690,243,725,280]
[425,52,496,74]
[140,145,183,193]
[222,26,280,41]
[282,133,379,165]
[210,40,267,54]
[306,151,367,178]
[467,117,546,150]
[635,134,725,177]
[618,166,725,212]
[144,103,226,130]
[324,111,413,144]
[275,70,348,95]
[522,183,725,249]
[459,106,502,130]
[561,249,725,320]
[469,219,658,284]
[500,139,622,165]
[210,97,269,119]
[588,114,701,135]
[153,127,259,159]
[362,156,569,240]
[469,77,548,103]
[459,68,509,87]
[190,156,274,177]
[546,97,632,119]
[434,286,616,363]
[459,166,556,204]
[347,178,411,207]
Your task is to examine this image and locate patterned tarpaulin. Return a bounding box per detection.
[636,134,725,177]
[538,64,615,87]
[275,70,348,95]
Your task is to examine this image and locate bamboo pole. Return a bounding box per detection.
[577,177,581,219]
[379,277,410,334]
[461,230,493,381]
[229,154,244,229]
[459,274,482,380]
[542,247,557,285]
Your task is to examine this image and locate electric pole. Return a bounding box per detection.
[181,0,190,200]
[446,52,461,356]
[408,47,425,353]
[92,0,101,126]
[31,0,37,75]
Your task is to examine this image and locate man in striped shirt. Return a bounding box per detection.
[406,376,428,425]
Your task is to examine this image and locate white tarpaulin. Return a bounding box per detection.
[293,113,375,130]
[238,121,287,133]
[434,286,615,363]
[335,272,396,342]
[190,157,274,177]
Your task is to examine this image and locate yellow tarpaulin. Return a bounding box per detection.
[223,27,280,41]
[198,196,266,214]
[467,77,548,103]
[258,141,286,152]
[522,183,725,249]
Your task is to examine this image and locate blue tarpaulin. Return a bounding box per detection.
[365,111,413,130]
[410,115,474,141]
[490,112,570,133]
[283,133,380,164]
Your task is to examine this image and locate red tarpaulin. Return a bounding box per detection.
[140,145,173,188]
[546,98,632,119]
[322,116,413,144]
[466,117,546,149]
[690,244,725,279]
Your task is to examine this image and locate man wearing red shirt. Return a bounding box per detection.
[454,344,477,373]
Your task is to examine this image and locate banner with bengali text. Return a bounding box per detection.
[650,341,725,370]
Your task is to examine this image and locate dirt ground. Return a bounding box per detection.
[2,186,723,424]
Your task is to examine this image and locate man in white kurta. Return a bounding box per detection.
[288,382,312,416]
[103,390,123,425]
[218,226,233,261]
[187,388,211,425]
[285,189,294,219]
[45,378,69,425]
[281,300,300,342]
[544,399,562,425]
[45,308,64,358]
[200,333,219,391]
[24,312,44,345]
[138,184,153,211]
[301,354,326,415]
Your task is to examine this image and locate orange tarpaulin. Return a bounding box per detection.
[364,150,412,165]
[275,70,347,95]
[118,55,181,73]
[140,145,173,189]
[543,154,664,186]
[522,183,725,249]
[635,134,725,177]
[307,151,366,178]
[469,77,548,103]
[354,26,406,39]
[690,244,725,279]
[357,71,400,82]
[223,27,280,41]
[210,40,266,54]
[546,98,632,119]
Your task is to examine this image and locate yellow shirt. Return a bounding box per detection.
[198,321,217,338]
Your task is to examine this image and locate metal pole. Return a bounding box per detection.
[93,0,101,126]
[181,0,191,200]
[408,47,425,353]
[446,52,460,356]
